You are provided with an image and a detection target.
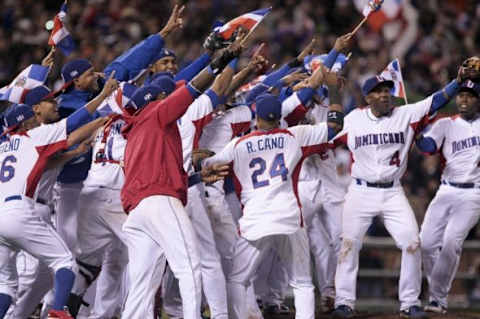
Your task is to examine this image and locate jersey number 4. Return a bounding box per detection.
[249,153,288,189]
[389,151,400,167]
[0,155,16,183]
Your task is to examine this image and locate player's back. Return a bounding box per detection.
[0,120,67,205]
[232,128,304,240]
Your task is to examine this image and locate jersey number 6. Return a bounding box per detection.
[0,155,17,183]
[249,153,289,189]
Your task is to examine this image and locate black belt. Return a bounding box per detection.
[5,195,47,205]
[442,180,479,189]
[356,179,394,188]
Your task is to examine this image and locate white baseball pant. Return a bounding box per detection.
[298,180,336,298]
[0,200,74,301]
[203,181,239,270]
[122,195,201,319]
[335,183,422,311]
[73,186,128,318]
[227,229,315,319]
[163,183,228,319]
[6,202,55,318]
[253,249,289,306]
[54,182,83,255]
[420,185,480,308]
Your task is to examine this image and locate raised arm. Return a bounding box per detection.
[104,5,184,81]
[66,118,108,148]
[65,73,118,134]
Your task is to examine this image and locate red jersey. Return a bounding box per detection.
[121,85,194,212]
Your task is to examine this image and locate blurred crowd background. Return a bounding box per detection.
[1,0,479,307]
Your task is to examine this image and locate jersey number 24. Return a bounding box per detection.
[249,153,288,189]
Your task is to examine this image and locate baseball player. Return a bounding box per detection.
[330,67,467,318]
[0,77,116,319]
[5,85,98,319]
[201,65,344,319]
[120,40,240,318]
[161,54,240,319]
[416,80,480,314]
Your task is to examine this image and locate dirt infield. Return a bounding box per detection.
[263,311,480,318]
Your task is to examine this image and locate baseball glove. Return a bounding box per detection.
[461,56,480,82]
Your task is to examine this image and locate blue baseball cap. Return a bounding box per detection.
[255,94,281,121]
[24,85,52,106]
[362,76,394,97]
[153,48,176,64]
[130,85,163,110]
[151,75,176,96]
[61,59,93,83]
[4,104,35,128]
[458,80,480,97]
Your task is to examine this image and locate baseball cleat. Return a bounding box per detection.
[320,295,335,313]
[263,302,291,314]
[400,305,429,318]
[332,305,354,318]
[424,301,447,314]
[47,308,73,319]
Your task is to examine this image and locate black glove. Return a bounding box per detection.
[203,31,231,52]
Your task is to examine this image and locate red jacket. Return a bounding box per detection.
[121,85,194,212]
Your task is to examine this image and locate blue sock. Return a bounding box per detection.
[0,293,12,318]
[53,268,75,310]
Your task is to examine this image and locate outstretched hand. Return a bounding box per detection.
[159,4,185,38]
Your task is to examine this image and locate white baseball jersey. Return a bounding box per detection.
[305,103,347,202]
[332,96,433,183]
[0,119,67,203]
[422,115,480,183]
[178,92,217,174]
[203,123,329,241]
[84,116,126,190]
[198,105,253,153]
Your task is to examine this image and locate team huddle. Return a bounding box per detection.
[0,4,480,319]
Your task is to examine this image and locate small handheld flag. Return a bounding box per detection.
[0,65,49,103]
[48,1,75,56]
[380,58,408,103]
[215,8,271,41]
[362,0,385,17]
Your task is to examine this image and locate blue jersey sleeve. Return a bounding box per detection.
[104,34,165,82]
[174,53,211,82]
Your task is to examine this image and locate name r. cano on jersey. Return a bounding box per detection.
[246,136,285,153]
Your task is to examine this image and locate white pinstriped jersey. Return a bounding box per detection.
[332,96,433,183]
[423,115,480,183]
[0,119,67,203]
[204,123,329,241]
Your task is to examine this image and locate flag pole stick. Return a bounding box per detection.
[351,16,368,36]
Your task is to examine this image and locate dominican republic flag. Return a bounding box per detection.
[380,58,406,99]
[97,82,137,116]
[355,0,403,32]
[215,8,271,40]
[304,53,349,74]
[48,1,75,56]
[0,64,49,103]
[360,0,384,17]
